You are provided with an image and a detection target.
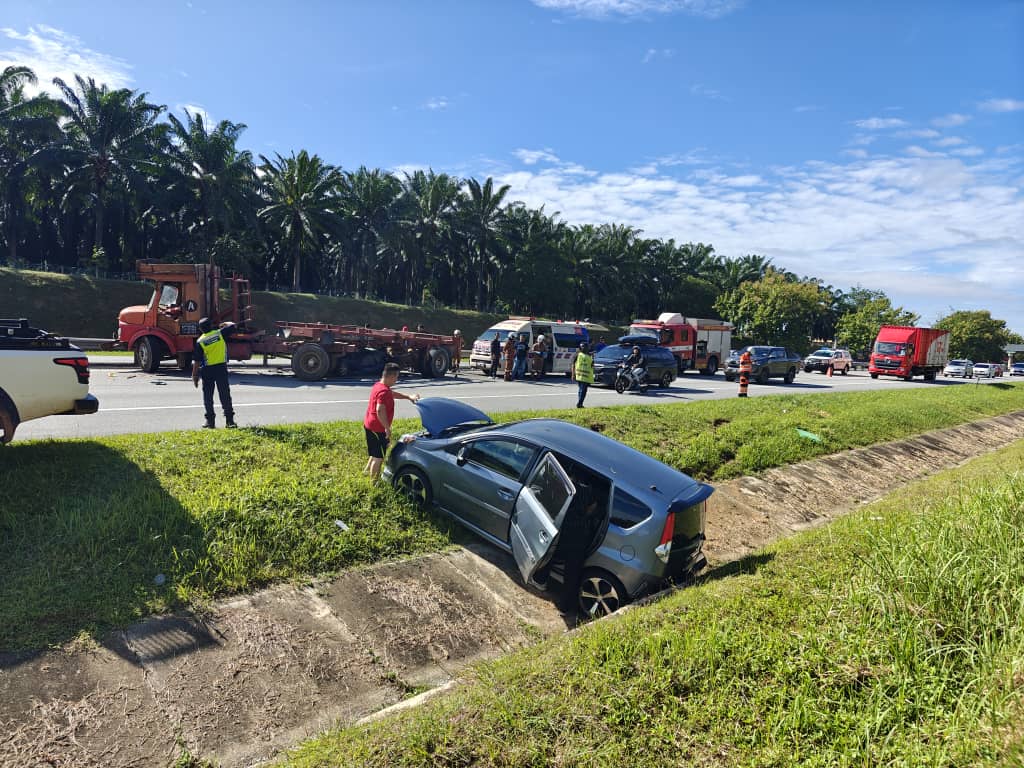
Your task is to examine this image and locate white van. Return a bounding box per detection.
[469,317,609,376]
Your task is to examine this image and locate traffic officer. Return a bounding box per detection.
[572,342,595,408]
[192,317,236,428]
[738,347,752,398]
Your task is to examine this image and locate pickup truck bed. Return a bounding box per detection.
[0,319,99,444]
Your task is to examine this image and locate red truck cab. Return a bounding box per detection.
[868,326,949,381]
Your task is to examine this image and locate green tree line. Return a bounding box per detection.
[1,65,1018,355]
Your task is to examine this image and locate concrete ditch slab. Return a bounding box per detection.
[0,637,175,767]
[123,587,404,768]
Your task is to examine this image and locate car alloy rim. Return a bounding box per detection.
[579,575,621,617]
[397,472,427,504]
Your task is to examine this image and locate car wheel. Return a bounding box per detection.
[700,357,718,376]
[0,404,15,445]
[870,373,879,379]
[578,568,628,618]
[803,366,812,373]
[136,336,162,373]
[660,371,673,388]
[393,466,432,508]
[724,373,735,382]
[757,368,770,385]
[840,365,847,375]
[784,368,796,384]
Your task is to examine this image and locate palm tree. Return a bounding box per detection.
[460,177,510,310]
[339,167,403,298]
[257,150,343,292]
[399,169,462,305]
[0,66,60,262]
[167,109,256,256]
[50,75,165,260]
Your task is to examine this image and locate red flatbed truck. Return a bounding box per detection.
[868,325,950,381]
[115,261,460,381]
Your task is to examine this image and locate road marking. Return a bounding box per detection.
[98,388,629,412]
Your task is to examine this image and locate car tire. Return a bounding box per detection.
[393,466,432,508]
[660,371,673,388]
[700,357,718,376]
[870,373,879,379]
[136,336,162,373]
[804,366,812,373]
[840,365,848,375]
[784,368,796,384]
[724,373,735,382]
[292,342,332,381]
[757,368,770,385]
[0,404,15,445]
[578,568,629,618]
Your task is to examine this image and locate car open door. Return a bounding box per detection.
[510,453,576,583]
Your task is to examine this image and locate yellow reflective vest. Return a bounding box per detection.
[574,352,595,384]
[197,329,227,366]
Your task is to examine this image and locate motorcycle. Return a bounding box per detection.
[614,363,648,394]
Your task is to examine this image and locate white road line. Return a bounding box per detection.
[99,389,626,412]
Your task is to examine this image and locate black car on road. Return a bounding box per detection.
[724,345,801,384]
[592,338,678,388]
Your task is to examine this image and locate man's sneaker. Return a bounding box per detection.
[202,421,215,429]
[225,420,237,429]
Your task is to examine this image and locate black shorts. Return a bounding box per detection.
[365,427,389,459]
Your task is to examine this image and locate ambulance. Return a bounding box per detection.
[469,317,609,376]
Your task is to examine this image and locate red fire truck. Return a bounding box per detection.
[114,261,460,381]
[628,313,733,375]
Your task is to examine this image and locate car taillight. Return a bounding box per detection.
[54,357,90,384]
[655,510,675,564]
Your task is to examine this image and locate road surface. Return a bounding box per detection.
[13,356,1001,441]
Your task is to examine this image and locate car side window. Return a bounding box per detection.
[609,488,652,529]
[467,439,536,481]
[528,455,575,522]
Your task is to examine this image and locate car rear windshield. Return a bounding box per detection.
[594,345,634,362]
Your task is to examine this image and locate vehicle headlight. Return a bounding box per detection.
[398,434,417,444]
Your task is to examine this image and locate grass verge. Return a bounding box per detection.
[280,442,1024,768]
[1,383,1022,650]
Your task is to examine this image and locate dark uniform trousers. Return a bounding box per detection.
[201,363,234,421]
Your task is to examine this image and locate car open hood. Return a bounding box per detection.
[416,397,494,437]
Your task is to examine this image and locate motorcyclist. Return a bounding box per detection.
[623,345,648,388]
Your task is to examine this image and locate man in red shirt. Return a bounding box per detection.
[363,362,420,480]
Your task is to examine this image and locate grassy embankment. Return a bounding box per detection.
[1,384,1022,651]
[0,267,506,340]
[280,441,1024,768]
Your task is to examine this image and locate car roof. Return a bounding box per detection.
[494,418,706,504]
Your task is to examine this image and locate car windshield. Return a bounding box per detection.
[475,329,508,343]
[748,346,771,356]
[875,341,907,355]
[594,344,637,362]
[627,326,658,338]
[948,360,967,366]
[811,349,832,356]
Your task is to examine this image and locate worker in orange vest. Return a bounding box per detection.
[738,348,752,398]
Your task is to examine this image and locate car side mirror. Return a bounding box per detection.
[456,446,469,466]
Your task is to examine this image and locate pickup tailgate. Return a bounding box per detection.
[1,349,92,422]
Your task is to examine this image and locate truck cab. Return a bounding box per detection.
[117,261,254,372]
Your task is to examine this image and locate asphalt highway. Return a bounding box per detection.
[14,356,998,441]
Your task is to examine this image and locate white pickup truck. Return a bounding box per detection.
[0,318,99,444]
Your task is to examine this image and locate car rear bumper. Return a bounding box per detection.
[62,394,99,415]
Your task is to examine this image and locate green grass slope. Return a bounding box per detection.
[282,443,1024,768]
[1,384,1022,651]
[0,267,507,340]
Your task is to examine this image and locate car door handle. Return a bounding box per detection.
[497,488,515,501]
[539,530,550,543]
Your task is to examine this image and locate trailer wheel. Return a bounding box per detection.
[292,342,331,381]
[426,347,451,378]
[136,336,162,373]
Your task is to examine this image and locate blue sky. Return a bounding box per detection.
[2,0,1023,335]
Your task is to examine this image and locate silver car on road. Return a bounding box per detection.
[384,398,713,617]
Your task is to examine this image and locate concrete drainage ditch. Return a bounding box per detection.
[1,410,1022,767]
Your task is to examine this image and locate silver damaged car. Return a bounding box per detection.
[384,398,713,616]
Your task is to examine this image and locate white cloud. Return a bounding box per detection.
[690,83,727,101]
[531,0,743,18]
[853,117,908,130]
[0,25,133,95]
[896,128,940,139]
[794,105,822,113]
[423,97,449,111]
[514,148,561,166]
[905,145,945,158]
[492,148,1024,332]
[933,136,965,147]
[951,146,984,157]
[932,113,971,127]
[978,98,1024,113]
[642,47,674,63]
